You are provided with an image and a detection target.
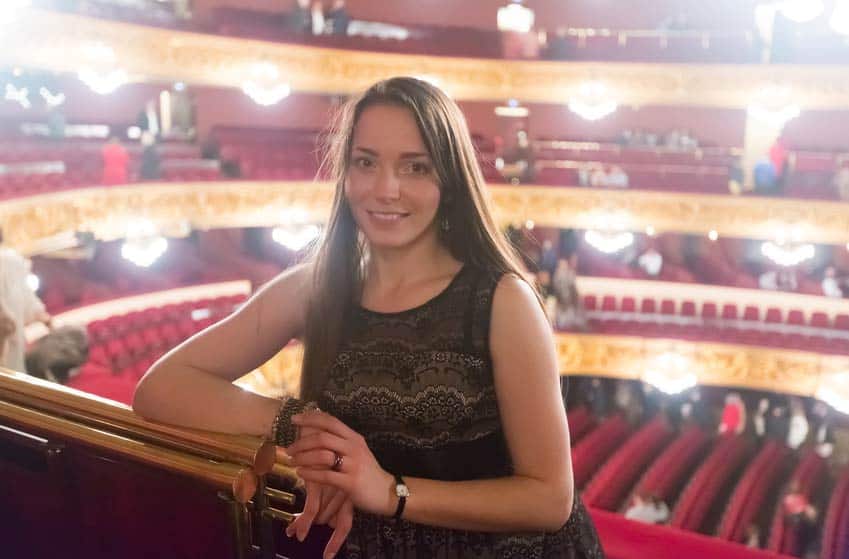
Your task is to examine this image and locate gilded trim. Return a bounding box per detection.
[6,9,849,109]
[3,182,849,255]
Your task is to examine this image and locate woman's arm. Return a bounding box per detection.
[289,275,574,532]
[132,263,312,437]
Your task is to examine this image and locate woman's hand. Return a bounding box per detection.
[287,411,395,516]
[278,421,354,559]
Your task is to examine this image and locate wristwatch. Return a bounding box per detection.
[393,474,409,524]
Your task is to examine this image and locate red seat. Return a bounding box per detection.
[810,312,831,329]
[680,301,696,317]
[601,296,617,312]
[765,308,783,324]
[742,306,760,322]
[640,299,656,314]
[721,304,738,320]
[787,309,805,326]
[620,297,636,313]
[701,303,718,320]
[660,299,676,315]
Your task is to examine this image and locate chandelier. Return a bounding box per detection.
[568,82,618,121]
[816,371,849,415]
[831,0,849,35]
[497,2,535,33]
[643,352,698,395]
[121,219,169,268]
[761,240,815,267]
[584,229,634,254]
[77,43,128,95]
[747,85,800,128]
[242,63,291,107]
[777,0,824,23]
[0,0,30,25]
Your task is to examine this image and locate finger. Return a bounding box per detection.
[289,481,322,542]
[291,449,338,469]
[317,488,347,525]
[296,467,350,492]
[285,431,351,457]
[291,411,360,441]
[323,499,354,559]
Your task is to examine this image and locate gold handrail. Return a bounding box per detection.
[0,369,277,475]
[0,399,259,503]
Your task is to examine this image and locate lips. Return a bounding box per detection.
[366,210,410,222]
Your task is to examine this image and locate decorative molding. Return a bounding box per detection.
[6,9,849,109]
[254,334,849,398]
[3,181,849,255]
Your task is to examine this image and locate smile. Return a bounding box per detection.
[367,211,410,222]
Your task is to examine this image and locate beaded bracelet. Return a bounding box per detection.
[270,397,319,447]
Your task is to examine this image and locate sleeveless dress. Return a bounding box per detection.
[317,264,605,559]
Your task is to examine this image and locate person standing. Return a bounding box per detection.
[0,228,52,373]
[101,136,130,186]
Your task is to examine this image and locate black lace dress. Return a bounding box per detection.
[317,264,604,559]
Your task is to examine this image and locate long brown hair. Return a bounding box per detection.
[300,76,533,401]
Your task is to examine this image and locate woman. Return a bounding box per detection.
[133,77,603,558]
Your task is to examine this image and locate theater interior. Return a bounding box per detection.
[2,1,849,558]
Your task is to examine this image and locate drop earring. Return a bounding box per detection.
[441,216,451,232]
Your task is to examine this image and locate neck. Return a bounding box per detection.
[365,229,459,290]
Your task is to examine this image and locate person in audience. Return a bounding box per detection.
[809,401,835,458]
[637,246,663,277]
[132,77,603,558]
[101,136,130,186]
[539,239,558,274]
[719,392,746,435]
[552,257,587,331]
[311,0,325,35]
[605,165,629,188]
[288,0,313,34]
[583,378,610,419]
[821,266,844,298]
[744,524,761,548]
[834,161,849,200]
[752,397,770,438]
[139,131,161,180]
[577,162,592,187]
[753,158,778,196]
[25,325,89,384]
[766,403,791,443]
[687,388,714,429]
[0,228,53,373]
[326,0,351,36]
[625,494,669,524]
[769,136,789,189]
[589,164,608,187]
[786,396,809,449]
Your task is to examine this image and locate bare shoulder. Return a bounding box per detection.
[490,272,553,357]
[491,273,541,316]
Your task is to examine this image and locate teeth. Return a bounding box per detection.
[370,212,406,221]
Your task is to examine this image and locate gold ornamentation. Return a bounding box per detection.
[5,10,849,109]
[4,182,849,255]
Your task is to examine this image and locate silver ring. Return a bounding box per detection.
[331,452,344,472]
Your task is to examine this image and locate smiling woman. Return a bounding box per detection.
[133,77,604,559]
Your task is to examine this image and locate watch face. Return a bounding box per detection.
[396,484,410,498]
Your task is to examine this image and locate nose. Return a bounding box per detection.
[373,166,401,201]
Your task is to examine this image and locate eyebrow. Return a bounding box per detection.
[353,146,430,159]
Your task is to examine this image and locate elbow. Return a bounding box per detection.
[542,481,574,532]
[131,366,161,419]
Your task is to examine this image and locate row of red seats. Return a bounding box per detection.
[821,468,849,559]
[767,450,830,556]
[717,441,794,544]
[586,295,847,330]
[571,413,631,489]
[583,415,675,511]
[670,433,755,533]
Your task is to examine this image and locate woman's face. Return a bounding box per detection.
[344,104,442,252]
